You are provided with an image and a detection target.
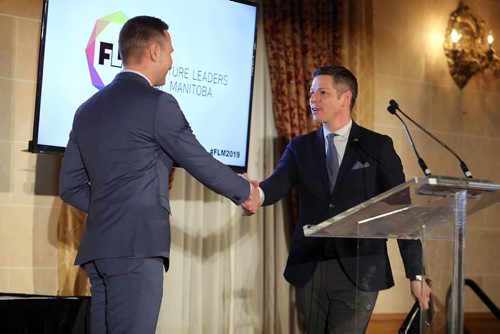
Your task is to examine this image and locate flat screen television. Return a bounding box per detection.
[29,0,258,173]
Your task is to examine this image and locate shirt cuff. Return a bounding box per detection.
[257,186,265,206]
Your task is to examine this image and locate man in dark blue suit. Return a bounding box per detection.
[60,16,260,333]
[252,66,430,333]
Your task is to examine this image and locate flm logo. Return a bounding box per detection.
[85,11,129,90]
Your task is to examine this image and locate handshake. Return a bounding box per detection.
[241,175,262,216]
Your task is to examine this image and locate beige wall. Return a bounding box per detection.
[372,0,500,314]
[0,0,498,317]
[0,0,60,295]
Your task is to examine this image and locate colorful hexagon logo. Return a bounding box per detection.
[85,11,129,90]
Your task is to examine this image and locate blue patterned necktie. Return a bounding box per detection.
[326,133,339,192]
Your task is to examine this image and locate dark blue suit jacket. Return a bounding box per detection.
[60,72,249,267]
[260,121,423,291]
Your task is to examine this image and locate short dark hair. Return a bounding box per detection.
[119,16,169,65]
[312,65,358,110]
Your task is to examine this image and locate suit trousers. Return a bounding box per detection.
[84,257,164,334]
[296,259,378,334]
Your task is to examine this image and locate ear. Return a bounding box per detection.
[341,90,352,108]
[149,42,161,62]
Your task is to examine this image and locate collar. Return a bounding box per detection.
[121,69,152,86]
[323,119,352,141]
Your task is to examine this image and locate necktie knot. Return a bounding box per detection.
[327,133,336,145]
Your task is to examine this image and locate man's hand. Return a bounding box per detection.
[241,183,261,216]
[410,279,432,311]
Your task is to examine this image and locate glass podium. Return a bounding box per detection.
[303,176,500,334]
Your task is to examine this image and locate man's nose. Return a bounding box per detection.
[310,92,318,102]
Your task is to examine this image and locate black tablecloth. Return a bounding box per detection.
[0,293,90,334]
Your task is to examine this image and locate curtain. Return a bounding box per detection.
[154,14,296,333]
[57,204,90,296]
[341,0,375,129]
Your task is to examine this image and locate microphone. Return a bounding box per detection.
[388,99,473,179]
[387,103,431,176]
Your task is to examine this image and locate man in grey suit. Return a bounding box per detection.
[60,16,260,333]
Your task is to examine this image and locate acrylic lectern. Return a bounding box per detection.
[303,176,500,334]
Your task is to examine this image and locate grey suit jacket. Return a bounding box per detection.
[60,72,249,266]
[260,122,423,291]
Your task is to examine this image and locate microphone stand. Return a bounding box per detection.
[387,107,432,176]
[388,100,473,179]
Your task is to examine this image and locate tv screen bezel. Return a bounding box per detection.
[29,0,258,174]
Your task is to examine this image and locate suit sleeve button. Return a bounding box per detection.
[329,203,335,208]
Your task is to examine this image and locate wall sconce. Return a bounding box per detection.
[443,1,500,89]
